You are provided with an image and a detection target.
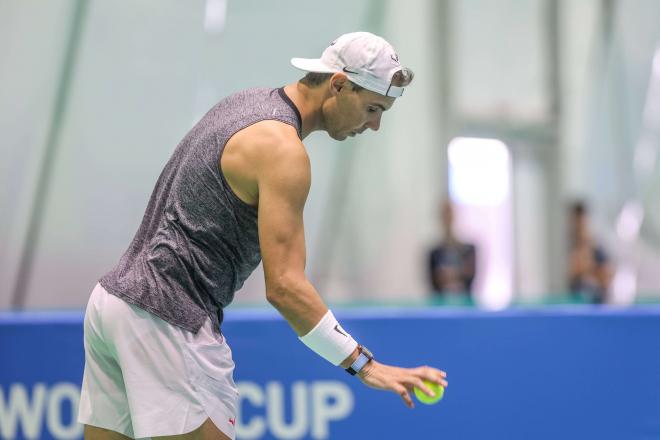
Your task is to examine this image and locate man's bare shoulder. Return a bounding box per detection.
[231,120,309,172]
[246,120,306,157]
[222,120,309,206]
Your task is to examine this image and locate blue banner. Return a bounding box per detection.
[1,306,660,439]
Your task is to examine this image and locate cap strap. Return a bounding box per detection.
[385,84,405,98]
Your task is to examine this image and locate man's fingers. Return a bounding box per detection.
[415,366,449,387]
[415,365,446,378]
[394,384,414,408]
[434,375,449,388]
[363,363,448,408]
[410,377,435,397]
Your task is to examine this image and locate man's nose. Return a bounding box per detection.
[366,114,382,131]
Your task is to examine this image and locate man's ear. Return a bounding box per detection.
[329,73,349,95]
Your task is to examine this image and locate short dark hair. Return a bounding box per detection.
[299,72,332,87]
[299,72,364,91]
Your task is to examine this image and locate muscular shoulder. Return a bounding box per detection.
[249,120,308,168]
[222,120,309,206]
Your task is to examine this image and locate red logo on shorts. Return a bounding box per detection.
[229,417,236,426]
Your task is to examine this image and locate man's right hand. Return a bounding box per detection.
[357,361,448,408]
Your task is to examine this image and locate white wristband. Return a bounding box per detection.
[299,310,358,366]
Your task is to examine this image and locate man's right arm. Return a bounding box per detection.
[248,121,448,407]
[251,122,328,336]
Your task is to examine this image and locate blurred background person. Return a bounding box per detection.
[428,199,477,301]
[568,201,613,304]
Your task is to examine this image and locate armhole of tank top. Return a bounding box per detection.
[216,135,258,212]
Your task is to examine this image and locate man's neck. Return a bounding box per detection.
[283,82,327,139]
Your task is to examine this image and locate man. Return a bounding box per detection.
[429,199,477,300]
[79,32,448,440]
[568,201,612,303]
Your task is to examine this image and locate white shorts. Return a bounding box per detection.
[78,283,238,439]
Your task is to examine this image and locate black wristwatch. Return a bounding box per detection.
[345,345,374,376]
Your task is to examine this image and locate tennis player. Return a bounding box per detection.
[79,32,448,440]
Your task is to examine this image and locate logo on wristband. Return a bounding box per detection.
[333,325,348,337]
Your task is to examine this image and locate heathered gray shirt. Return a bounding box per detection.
[100,87,302,333]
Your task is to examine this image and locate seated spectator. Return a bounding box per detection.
[568,201,613,304]
[428,200,476,299]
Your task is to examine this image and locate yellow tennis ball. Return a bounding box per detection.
[414,380,444,404]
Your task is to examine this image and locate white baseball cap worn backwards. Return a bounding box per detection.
[291,32,412,98]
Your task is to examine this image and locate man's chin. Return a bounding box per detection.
[330,132,349,141]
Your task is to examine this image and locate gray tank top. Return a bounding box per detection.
[100,87,302,333]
